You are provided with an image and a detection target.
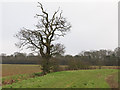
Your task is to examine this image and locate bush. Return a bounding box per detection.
[50,58,61,72]
[67,59,90,70]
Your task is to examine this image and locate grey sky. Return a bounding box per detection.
[0,1,118,56]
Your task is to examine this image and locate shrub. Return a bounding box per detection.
[67,59,90,70]
[50,58,61,72]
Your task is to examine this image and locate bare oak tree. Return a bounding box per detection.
[15,2,71,75]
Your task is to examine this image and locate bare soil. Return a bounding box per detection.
[106,72,118,88]
[2,64,41,77]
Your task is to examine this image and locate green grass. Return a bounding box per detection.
[2,72,42,86]
[0,77,1,90]
[3,69,118,88]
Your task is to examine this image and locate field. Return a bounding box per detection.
[2,64,41,77]
[3,69,118,88]
[2,64,119,77]
[1,64,119,88]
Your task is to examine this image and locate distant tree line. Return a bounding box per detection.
[1,47,119,66]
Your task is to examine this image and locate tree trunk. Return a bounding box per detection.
[41,57,51,75]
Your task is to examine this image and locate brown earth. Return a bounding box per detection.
[2,64,42,77]
[105,72,118,88]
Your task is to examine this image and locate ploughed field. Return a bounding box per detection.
[2,64,119,88]
[2,64,41,77]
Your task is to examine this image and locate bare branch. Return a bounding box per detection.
[15,2,71,74]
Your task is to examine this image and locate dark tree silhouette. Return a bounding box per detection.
[15,2,71,74]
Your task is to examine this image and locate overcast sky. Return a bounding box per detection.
[0,1,118,56]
